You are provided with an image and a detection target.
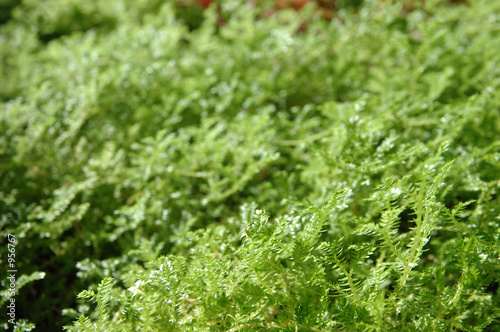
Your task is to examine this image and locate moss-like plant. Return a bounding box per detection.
[1,0,499,330]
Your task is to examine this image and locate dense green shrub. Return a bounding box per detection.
[1,0,499,330]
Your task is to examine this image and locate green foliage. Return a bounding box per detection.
[1,0,500,330]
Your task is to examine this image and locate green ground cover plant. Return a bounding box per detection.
[1,0,499,330]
